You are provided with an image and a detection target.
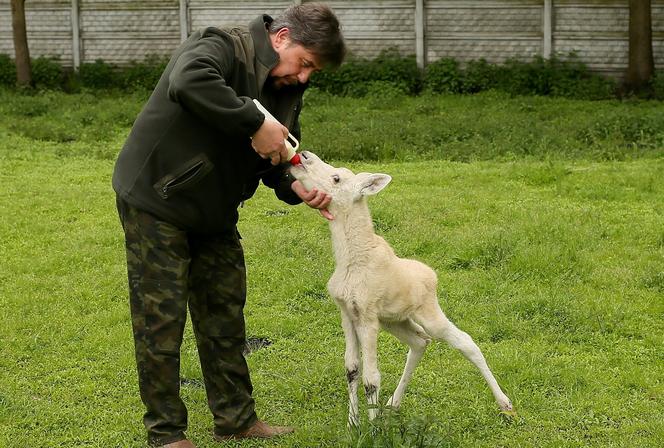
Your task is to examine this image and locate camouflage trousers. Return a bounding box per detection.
[116,198,258,446]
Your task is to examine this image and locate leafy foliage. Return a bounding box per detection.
[0,50,652,100]
[78,59,117,89]
[0,54,16,86]
[421,58,463,94]
[118,55,168,90]
[31,56,65,89]
[423,53,616,100]
[0,54,168,91]
[311,48,422,96]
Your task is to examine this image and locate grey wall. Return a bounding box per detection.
[1,0,662,78]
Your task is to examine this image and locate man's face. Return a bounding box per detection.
[269,28,321,88]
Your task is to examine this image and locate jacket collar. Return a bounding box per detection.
[251,15,279,86]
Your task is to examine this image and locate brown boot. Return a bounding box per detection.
[214,420,295,440]
[158,440,196,448]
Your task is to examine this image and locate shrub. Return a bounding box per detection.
[0,50,627,101]
[462,58,498,93]
[0,54,66,89]
[651,71,664,100]
[311,48,421,96]
[424,57,463,94]
[119,55,168,90]
[370,48,422,94]
[494,53,615,99]
[547,54,616,100]
[0,54,16,86]
[31,56,64,89]
[79,59,118,89]
[0,55,168,91]
[499,56,552,96]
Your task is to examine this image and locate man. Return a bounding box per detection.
[112,4,345,447]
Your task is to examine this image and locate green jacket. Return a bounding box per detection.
[112,15,304,235]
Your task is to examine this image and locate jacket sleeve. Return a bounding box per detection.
[261,165,303,205]
[167,29,264,137]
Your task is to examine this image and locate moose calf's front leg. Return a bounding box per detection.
[356,321,381,420]
[341,311,361,426]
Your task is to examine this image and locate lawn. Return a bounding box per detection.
[0,89,662,447]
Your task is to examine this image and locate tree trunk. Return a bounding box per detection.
[624,0,654,95]
[11,0,32,87]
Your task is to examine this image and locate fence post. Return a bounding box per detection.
[415,0,425,69]
[71,0,80,69]
[543,0,553,58]
[179,0,189,42]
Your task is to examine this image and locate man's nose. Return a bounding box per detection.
[297,68,314,83]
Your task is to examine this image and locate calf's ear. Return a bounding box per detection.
[357,173,392,197]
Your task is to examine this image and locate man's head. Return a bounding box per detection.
[268,3,346,88]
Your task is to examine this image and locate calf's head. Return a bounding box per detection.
[289,151,392,214]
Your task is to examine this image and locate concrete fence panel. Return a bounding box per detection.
[0,0,662,78]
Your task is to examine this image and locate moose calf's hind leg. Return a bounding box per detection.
[418,308,513,411]
[382,319,430,409]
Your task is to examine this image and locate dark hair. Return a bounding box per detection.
[270,3,346,68]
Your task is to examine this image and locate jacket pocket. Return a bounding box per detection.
[154,154,214,199]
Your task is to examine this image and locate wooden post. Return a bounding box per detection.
[179,0,189,42]
[71,0,80,69]
[415,0,425,69]
[543,0,553,58]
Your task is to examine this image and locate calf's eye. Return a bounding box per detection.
[332,174,340,183]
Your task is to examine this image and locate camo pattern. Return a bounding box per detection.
[116,198,258,446]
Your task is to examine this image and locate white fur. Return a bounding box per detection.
[290,152,513,425]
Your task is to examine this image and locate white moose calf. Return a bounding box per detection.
[289,151,513,425]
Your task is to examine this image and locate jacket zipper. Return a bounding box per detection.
[158,158,212,199]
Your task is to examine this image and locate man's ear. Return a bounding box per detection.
[273,27,290,47]
[357,173,392,197]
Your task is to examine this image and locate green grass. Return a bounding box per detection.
[1,89,663,447]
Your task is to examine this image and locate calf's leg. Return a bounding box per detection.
[381,319,430,409]
[340,310,361,426]
[355,319,381,420]
[415,304,513,411]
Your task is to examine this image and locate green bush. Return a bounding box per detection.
[0,50,629,101]
[370,49,422,94]
[498,56,553,96]
[493,54,615,99]
[311,48,422,96]
[79,59,118,89]
[0,54,16,86]
[119,55,168,90]
[420,53,615,99]
[651,71,664,100]
[462,58,498,93]
[0,54,63,89]
[31,56,64,89]
[423,57,463,94]
[78,56,167,90]
[0,54,167,91]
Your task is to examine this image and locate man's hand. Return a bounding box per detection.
[251,120,289,165]
[291,180,334,221]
